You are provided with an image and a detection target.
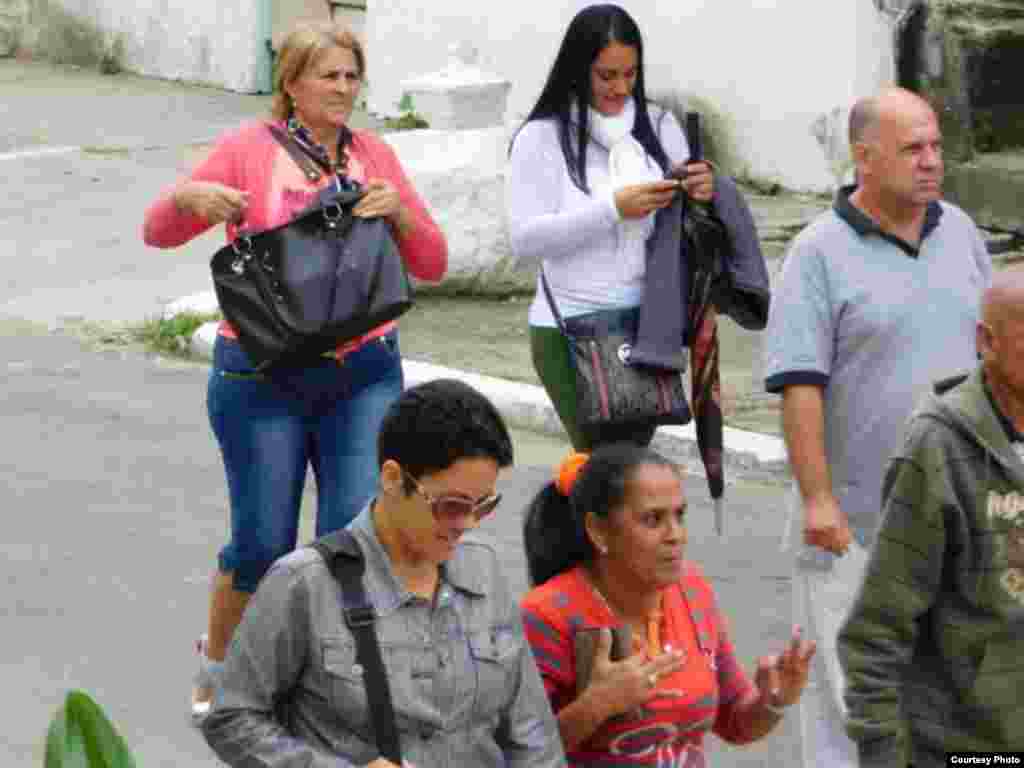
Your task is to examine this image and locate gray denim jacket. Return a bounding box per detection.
[202,505,566,768]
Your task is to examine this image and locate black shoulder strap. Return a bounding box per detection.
[268,124,324,183]
[538,264,569,335]
[310,530,402,764]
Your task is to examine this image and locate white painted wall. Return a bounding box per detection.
[34,0,268,93]
[365,0,898,192]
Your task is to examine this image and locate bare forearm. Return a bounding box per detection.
[782,385,832,504]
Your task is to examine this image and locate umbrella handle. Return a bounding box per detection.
[685,112,703,163]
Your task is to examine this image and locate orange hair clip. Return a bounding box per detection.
[555,452,590,497]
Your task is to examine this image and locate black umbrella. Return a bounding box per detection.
[681,113,727,535]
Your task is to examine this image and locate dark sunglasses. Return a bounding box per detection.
[403,469,502,522]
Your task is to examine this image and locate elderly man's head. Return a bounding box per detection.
[849,88,943,209]
[978,268,1024,402]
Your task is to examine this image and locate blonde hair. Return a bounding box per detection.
[271,22,366,121]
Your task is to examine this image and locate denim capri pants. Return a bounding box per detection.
[206,331,403,592]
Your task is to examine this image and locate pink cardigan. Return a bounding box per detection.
[143,120,447,349]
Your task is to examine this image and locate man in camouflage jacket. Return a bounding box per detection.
[838,269,1024,767]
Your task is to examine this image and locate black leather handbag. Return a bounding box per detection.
[210,186,413,372]
[540,266,691,431]
[210,124,413,373]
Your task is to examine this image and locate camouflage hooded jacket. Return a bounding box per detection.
[837,367,1024,767]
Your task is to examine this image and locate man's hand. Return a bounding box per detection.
[803,494,852,555]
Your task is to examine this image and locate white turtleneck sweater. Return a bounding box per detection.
[507,102,690,327]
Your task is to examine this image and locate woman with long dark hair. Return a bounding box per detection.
[521,445,816,766]
[508,4,713,450]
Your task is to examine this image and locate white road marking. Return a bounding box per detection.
[0,145,80,162]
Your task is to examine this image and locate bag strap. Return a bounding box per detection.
[538,264,569,336]
[310,530,402,765]
[268,124,325,183]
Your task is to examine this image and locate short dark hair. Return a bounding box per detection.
[378,379,513,488]
[510,4,670,194]
[523,443,679,586]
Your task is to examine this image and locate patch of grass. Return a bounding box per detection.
[383,112,430,131]
[81,145,133,156]
[383,92,430,132]
[131,312,220,357]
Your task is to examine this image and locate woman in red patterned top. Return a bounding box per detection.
[521,445,816,767]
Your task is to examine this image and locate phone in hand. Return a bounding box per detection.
[574,625,632,695]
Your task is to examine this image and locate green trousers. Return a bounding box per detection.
[529,325,656,452]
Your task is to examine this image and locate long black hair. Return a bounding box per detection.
[523,443,680,586]
[510,4,670,195]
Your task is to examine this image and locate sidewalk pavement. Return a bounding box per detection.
[166,291,790,482]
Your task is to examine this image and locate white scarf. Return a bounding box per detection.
[579,97,660,247]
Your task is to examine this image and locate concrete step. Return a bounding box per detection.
[945,150,1024,237]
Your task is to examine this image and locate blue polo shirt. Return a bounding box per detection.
[763,186,992,541]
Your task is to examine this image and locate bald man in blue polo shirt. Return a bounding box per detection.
[763,88,992,766]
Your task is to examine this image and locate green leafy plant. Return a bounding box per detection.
[384,92,429,132]
[46,690,137,768]
[131,311,221,357]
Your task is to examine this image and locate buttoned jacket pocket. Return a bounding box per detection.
[322,638,373,731]
[467,625,519,717]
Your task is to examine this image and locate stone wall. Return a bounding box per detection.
[366,0,897,194]
[904,0,1024,161]
[383,125,534,295]
[901,0,1024,233]
[16,0,269,92]
[0,0,28,56]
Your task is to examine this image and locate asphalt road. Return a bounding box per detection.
[1,59,800,767]
[2,332,797,767]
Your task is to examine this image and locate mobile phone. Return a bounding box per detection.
[574,625,632,695]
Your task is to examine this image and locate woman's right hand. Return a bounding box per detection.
[173,181,249,225]
[613,180,681,220]
[584,628,685,718]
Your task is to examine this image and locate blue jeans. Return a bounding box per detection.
[207,332,403,592]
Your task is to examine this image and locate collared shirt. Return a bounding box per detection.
[202,504,566,768]
[832,184,944,258]
[763,185,992,542]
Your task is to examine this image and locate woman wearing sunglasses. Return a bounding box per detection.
[201,378,566,768]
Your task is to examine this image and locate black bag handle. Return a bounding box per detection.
[267,124,325,183]
[310,531,402,764]
[685,112,703,163]
[538,264,569,336]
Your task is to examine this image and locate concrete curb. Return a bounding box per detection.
[177,290,789,482]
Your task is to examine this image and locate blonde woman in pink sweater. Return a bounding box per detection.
[143,22,447,723]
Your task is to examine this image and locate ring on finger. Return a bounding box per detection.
[647,672,658,687]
